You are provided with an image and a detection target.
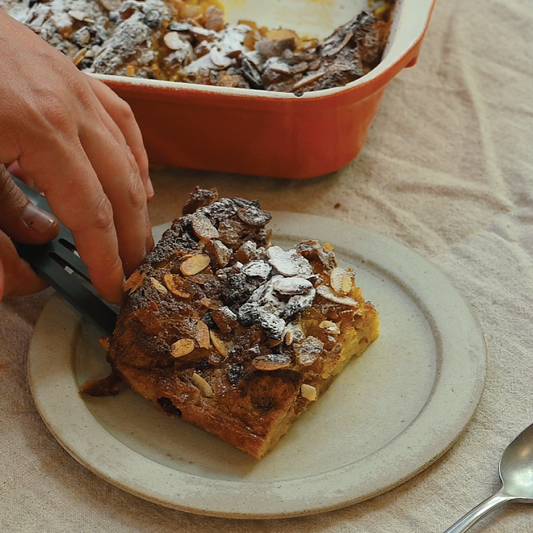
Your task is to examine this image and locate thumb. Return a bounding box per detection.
[0,164,59,244]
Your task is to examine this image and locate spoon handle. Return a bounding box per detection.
[443,491,511,533]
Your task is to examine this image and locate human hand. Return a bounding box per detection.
[0,10,154,305]
[0,164,60,300]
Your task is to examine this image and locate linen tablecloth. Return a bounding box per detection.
[2,0,533,530]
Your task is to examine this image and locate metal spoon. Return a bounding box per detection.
[444,422,533,532]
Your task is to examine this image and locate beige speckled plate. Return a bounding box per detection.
[27,213,486,519]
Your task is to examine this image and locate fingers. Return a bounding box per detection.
[86,77,154,202]
[0,13,154,304]
[6,161,34,187]
[77,80,155,273]
[0,165,59,244]
[0,165,58,301]
[0,231,49,300]
[18,137,127,305]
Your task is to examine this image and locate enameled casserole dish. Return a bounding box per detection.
[94,0,435,179]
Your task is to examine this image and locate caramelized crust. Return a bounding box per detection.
[6,0,395,93]
[85,188,379,459]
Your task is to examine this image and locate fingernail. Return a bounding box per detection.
[146,177,155,200]
[23,202,56,234]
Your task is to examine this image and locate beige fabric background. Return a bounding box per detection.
[2,0,533,530]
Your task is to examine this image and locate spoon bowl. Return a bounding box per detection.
[444,422,533,532]
[499,423,533,501]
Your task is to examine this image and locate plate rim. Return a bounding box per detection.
[27,212,486,518]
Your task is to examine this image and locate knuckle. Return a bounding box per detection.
[114,98,135,124]
[38,93,71,131]
[92,194,115,231]
[125,170,147,212]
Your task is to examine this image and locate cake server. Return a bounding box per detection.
[444,421,533,532]
[12,176,118,336]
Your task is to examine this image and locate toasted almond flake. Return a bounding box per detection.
[237,205,272,227]
[124,270,145,294]
[301,384,317,401]
[295,336,324,366]
[211,239,232,267]
[252,353,291,371]
[316,285,359,306]
[171,338,195,358]
[163,273,192,298]
[284,330,294,345]
[72,47,87,66]
[319,320,341,335]
[164,31,183,51]
[150,277,168,294]
[68,9,87,21]
[284,322,305,346]
[209,330,231,357]
[200,297,219,309]
[341,273,354,294]
[292,70,326,91]
[180,254,210,276]
[330,267,347,293]
[192,373,213,397]
[194,320,211,349]
[191,214,219,240]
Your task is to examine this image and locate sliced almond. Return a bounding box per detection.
[330,267,355,295]
[191,373,213,397]
[171,338,195,358]
[252,353,291,371]
[194,320,211,349]
[340,273,354,294]
[211,239,232,267]
[150,277,168,295]
[301,384,317,401]
[164,31,183,51]
[72,47,87,66]
[163,273,192,298]
[330,267,346,293]
[186,273,216,285]
[200,297,220,309]
[209,330,232,357]
[319,320,341,335]
[180,254,210,276]
[294,336,324,366]
[316,285,359,306]
[236,205,272,227]
[68,9,88,21]
[124,270,145,294]
[191,214,219,240]
[265,28,299,43]
[284,330,294,345]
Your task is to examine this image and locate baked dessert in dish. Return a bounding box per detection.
[4,0,395,93]
[82,188,379,459]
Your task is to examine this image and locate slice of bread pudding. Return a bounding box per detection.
[84,188,379,459]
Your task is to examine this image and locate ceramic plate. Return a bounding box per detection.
[27,213,486,519]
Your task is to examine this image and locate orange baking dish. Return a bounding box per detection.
[96,0,435,179]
